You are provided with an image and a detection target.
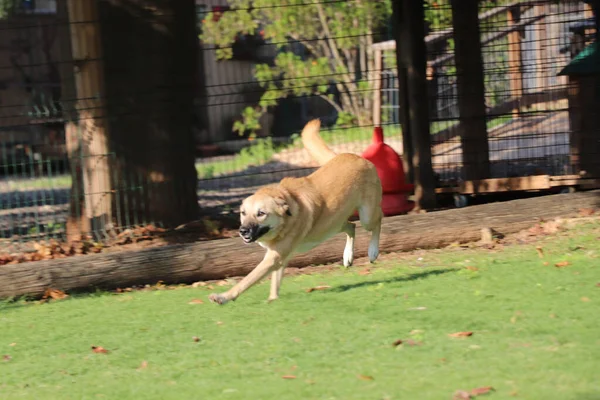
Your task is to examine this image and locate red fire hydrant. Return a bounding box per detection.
[361,127,414,216]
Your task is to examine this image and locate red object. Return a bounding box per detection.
[360,127,414,216]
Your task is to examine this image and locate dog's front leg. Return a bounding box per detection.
[209,251,282,305]
[268,262,287,302]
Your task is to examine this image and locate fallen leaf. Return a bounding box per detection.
[3,355,11,361]
[535,247,544,258]
[448,331,473,338]
[193,336,201,342]
[408,306,427,311]
[392,339,403,347]
[465,266,479,271]
[581,297,590,302]
[453,390,471,400]
[405,339,422,346]
[9,343,16,347]
[43,288,68,300]
[216,321,224,326]
[357,374,374,381]
[91,346,109,354]
[282,375,296,379]
[470,386,494,396]
[305,285,331,293]
[554,261,571,268]
[137,360,148,370]
[358,268,371,276]
[596,283,600,288]
[188,299,205,305]
[543,262,549,266]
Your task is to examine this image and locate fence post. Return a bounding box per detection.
[372,48,382,127]
[533,3,547,93]
[507,5,523,118]
[392,0,436,210]
[450,0,490,181]
[66,0,113,238]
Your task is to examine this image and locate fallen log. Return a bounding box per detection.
[1,190,598,298]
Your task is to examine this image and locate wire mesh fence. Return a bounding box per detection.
[0,0,597,249]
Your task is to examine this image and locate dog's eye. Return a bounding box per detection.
[240,210,246,216]
[257,210,266,217]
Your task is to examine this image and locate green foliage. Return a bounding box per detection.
[201,0,392,135]
[0,0,17,18]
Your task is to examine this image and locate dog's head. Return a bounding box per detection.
[238,188,292,244]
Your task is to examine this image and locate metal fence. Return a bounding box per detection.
[375,0,595,185]
[0,0,597,249]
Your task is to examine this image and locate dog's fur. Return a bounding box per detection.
[208,119,383,305]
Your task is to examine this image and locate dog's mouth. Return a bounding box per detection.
[240,225,270,243]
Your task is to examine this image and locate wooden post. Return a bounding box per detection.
[66,0,113,238]
[533,4,547,93]
[392,0,436,210]
[57,0,89,241]
[372,48,382,127]
[450,0,490,181]
[507,5,523,117]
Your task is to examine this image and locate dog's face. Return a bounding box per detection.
[239,192,291,243]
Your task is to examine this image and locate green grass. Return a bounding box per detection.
[1,220,599,399]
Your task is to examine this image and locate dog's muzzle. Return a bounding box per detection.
[239,224,270,243]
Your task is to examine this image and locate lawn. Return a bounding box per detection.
[1,219,599,399]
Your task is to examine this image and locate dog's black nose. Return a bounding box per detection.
[239,226,251,236]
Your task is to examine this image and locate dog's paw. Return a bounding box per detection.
[368,243,379,263]
[267,296,279,303]
[208,293,230,305]
[343,246,354,267]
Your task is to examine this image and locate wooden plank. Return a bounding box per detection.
[1,190,598,299]
[459,176,551,194]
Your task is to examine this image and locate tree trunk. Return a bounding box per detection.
[2,190,598,299]
[97,0,199,228]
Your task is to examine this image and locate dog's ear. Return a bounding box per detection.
[274,196,292,217]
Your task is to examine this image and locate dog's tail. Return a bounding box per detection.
[301,119,337,166]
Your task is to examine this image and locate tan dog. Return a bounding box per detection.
[208,119,383,305]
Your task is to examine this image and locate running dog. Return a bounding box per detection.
[208,119,383,304]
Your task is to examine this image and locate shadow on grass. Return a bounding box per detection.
[331,268,458,293]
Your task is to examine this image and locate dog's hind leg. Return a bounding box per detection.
[359,205,382,264]
[341,221,355,267]
[268,262,287,302]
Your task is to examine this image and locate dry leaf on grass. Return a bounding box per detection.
[9,343,16,347]
[3,355,12,361]
[448,331,473,338]
[535,247,544,258]
[188,299,205,305]
[282,375,296,379]
[357,374,374,381]
[137,360,148,370]
[305,285,331,293]
[453,390,471,400]
[392,339,403,347]
[596,283,600,288]
[193,336,201,342]
[91,346,109,354]
[470,386,494,396]
[43,288,68,300]
[554,261,571,268]
[581,297,591,302]
[358,268,371,276]
[465,266,479,271]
